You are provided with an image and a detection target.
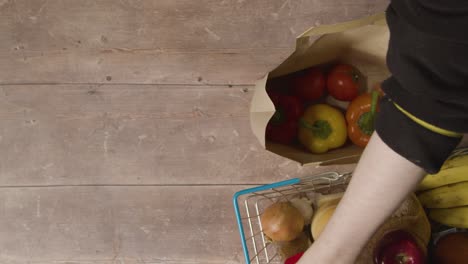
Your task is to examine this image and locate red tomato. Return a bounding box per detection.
[292,68,325,102]
[327,64,361,101]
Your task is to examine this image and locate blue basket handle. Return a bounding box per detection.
[233,178,300,264]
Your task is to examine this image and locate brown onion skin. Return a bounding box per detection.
[261,202,305,242]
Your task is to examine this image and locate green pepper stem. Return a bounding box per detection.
[300,118,332,139]
[357,91,379,136]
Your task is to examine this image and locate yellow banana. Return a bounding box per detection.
[419,166,468,191]
[429,206,468,228]
[418,181,468,208]
[418,148,468,191]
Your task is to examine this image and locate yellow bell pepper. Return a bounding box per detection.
[298,104,347,154]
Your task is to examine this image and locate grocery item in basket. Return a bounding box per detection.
[316,192,344,208]
[276,232,310,261]
[310,193,344,240]
[284,252,305,264]
[433,232,468,264]
[373,230,426,264]
[290,197,314,224]
[311,203,337,240]
[298,104,347,154]
[356,194,431,264]
[260,202,305,242]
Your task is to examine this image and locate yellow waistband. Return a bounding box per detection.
[394,103,462,138]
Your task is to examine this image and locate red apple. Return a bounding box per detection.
[374,230,426,264]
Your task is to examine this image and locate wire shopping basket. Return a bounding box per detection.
[233,171,352,264]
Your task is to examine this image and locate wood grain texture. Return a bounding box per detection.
[0,185,246,264]
[0,0,388,84]
[0,0,383,262]
[0,84,354,186]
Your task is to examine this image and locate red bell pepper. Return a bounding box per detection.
[285,252,304,264]
[266,90,304,144]
[292,67,326,102]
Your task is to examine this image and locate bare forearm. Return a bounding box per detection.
[298,132,425,264]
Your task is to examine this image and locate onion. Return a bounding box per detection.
[261,202,305,242]
[325,95,349,110]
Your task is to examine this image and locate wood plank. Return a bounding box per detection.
[0,0,388,50]
[0,84,354,186]
[0,185,247,263]
[0,49,291,85]
[0,0,388,84]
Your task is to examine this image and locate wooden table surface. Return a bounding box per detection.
[0,1,387,263]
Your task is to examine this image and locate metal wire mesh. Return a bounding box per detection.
[235,172,351,264]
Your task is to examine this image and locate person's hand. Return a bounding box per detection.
[297,237,354,264]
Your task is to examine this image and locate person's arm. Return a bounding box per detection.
[298,132,425,264]
[297,1,468,262]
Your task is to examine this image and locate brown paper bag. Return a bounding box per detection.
[250,12,390,166]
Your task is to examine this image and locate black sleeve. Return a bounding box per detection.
[376,96,461,174]
[376,1,468,173]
